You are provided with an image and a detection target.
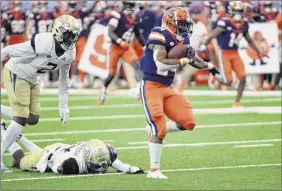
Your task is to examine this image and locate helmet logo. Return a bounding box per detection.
[168,9,175,18]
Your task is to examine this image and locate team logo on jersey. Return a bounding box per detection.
[170,42,175,46]
[227,27,232,31]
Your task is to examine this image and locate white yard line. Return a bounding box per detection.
[4,107,279,123]
[37,98,281,111]
[1,88,281,96]
[23,121,281,137]
[1,163,281,182]
[31,138,65,143]
[234,144,274,148]
[116,139,281,150]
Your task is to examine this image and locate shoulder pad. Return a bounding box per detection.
[111,11,121,19]
[34,33,53,55]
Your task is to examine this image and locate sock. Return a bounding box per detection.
[8,142,21,154]
[19,136,41,152]
[166,121,183,133]
[149,142,163,171]
[111,158,130,173]
[1,121,23,162]
[1,105,13,119]
[1,126,22,154]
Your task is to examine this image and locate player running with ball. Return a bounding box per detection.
[0,15,80,172]
[140,7,222,179]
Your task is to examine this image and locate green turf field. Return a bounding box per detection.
[1,91,281,190]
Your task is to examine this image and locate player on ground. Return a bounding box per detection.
[98,1,145,105]
[0,120,143,175]
[0,15,80,172]
[201,1,268,107]
[140,7,221,179]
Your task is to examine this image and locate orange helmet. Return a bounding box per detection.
[162,7,193,41]
[228,1,244,21]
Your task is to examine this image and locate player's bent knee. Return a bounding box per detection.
[179,120,196,131]
[27,114,39,125]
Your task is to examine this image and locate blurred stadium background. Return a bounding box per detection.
[1,0,281,190]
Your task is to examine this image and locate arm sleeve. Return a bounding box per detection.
[111,158,130,173]
[58,64,70,108]
[1,41,36,62]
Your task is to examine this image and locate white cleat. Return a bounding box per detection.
[98,90,107,105]
[147,170,168,179]
[1,162,12,173]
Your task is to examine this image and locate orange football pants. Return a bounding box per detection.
[132,39,144,60]
[140,80,196,139]
[108,44,139,76]
[219,50,246,83]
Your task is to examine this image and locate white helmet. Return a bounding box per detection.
[52,15,80,50]
[86,139,111,174]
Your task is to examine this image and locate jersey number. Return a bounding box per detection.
[228,33,243,47]
[38,20,53,33]
[37,63,57,74]
[121,28,134,42]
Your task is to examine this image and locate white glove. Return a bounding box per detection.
[128,166,144,174]
[199,44,207,52]
[59,107,70,124]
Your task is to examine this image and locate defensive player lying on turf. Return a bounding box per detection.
[1,120,143,175]
[0,15,80,172]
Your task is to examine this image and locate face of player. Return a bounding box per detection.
[61,30,79,50]
[263,3,273,13]
[68,3,77,12]
[123,2,135,15]
[12,1,22,11]
[232,9,244,21]
[176,19,194,40]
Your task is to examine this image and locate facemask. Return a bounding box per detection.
[264,7,271,13]
[234,14,242,21]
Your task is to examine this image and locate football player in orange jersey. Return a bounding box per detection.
[140,7,221,179]
[98,1,145,105]
[4,1,27,45]
[202,1,268,107]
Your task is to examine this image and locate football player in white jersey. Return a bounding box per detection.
[0,121,143,175]
[0,15,80,172]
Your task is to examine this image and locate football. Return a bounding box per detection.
[167,44,191,59]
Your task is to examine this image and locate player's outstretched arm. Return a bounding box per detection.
[111,158,144,174]
[202,26,225,48]
[1,41,36,62]
[58,64,71,124]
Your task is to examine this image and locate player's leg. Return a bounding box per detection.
[28,83,40,125]
[1,67,31,171]
[98,45,123,105]
[1,104,13,119]
[1,119,24,170]
[122,46,142,82]
[164,87,196,134]
[140,81,168,179]
[19,152,41,172]
[232,54,247,107]
[218,50,233,86]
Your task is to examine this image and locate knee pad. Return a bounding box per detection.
[27,114,39,125]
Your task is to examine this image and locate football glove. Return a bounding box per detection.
[186,46,196,60]
[128,166,144,174]
[59,107,70,124]
[206,63,220,76]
